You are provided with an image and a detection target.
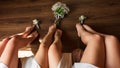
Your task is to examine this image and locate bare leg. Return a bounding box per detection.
[0,26,38,68]
[9,26,35,68]
[48,29,62,68]
[104,35,120,68]
[34,24,56,68]
[76,23,105,68]
[9,25,37,68]
[8,46,18,68]
[0,38,9,56]
[83,24,120,68]
[0,38,19,67]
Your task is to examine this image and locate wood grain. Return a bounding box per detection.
[0,0,120,52]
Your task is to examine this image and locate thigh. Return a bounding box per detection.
[48,42,62,68]
[104,35,120,68]
[80,34,105,68]
[0,38,9,56]
[34,43,49,68]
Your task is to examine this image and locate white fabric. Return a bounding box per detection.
[57,53,72,68]
[0,63,8,68]
[23,56,40,68]
[23,53,72,68]
[22,53,98,68]
[73,63,98,68]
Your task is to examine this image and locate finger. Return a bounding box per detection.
[76,23,91,37]
[10,33,24,38]
[26,31,38,43]
[10,25,35,38]
[9,33,21,39]
[16,33,24,35]
[25,25,35,32]
[14,31,38,47]
[76,23,85,33]
[9,34,17,38]
[27,31,38,38]
[83,25,97,33]
[23,25,35,37]
[83,25,107,36]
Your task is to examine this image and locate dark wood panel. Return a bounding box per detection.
[0,0,120,52]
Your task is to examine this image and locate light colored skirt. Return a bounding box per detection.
[22,53,72,68]
[0,63,8,68]
[22,53,98,68]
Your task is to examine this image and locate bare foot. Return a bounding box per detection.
[23,25,35,37]
[41,24,57,47]
[54,29,62,40]
[10,26,38,49]
[47,24,57,35]
[76,23,95,45]
[83,25,96,33]
[76,23,85,37]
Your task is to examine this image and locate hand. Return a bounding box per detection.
[9,25,38,48]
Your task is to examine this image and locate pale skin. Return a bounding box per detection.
[0,24,62,68]
[0,25,38,68]
[76,23,120,68]
[0,23,119,68]
[35,23,120,68]
[34,24,62,68]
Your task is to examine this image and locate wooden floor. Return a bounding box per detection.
[0,0,120,52]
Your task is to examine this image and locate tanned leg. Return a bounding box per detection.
[104,35,120,68]
[0,38,9,56]
[48,29,62,68]
[0,26,38,68]
[83,24,120,68]
[76,23,105,68]
[34,24,56,68]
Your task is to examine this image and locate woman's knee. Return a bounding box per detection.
[49,43,59,51]
[106,35,119,42]
[93,34,104,41]
[48,43,62,53]
[84,34,104,44]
